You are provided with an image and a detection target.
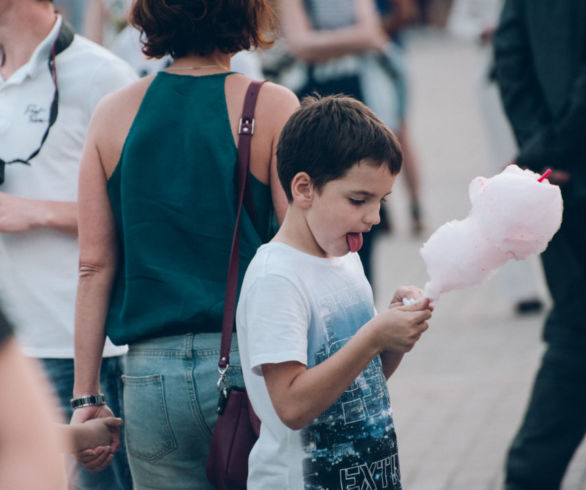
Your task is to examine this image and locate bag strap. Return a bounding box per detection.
[0,20,74,184]
[218,80,266,371]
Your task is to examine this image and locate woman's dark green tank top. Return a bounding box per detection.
[106,72,275,345]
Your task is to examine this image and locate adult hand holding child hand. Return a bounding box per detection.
[71,404,121,472]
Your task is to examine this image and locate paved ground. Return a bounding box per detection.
[372,29,586,490]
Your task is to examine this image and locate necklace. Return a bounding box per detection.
[166,64,229,72]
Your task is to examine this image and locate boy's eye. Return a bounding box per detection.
[349,198,365,205]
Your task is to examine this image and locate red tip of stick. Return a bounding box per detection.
[538,169,552,182]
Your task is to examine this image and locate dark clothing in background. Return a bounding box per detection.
[494,1,586,488]
[0,311,12,348]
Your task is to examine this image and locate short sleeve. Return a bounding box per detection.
[237,273,311,376]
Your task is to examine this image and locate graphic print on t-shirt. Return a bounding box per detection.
[301,286,401,490]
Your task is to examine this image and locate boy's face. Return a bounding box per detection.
[306,161,396,258]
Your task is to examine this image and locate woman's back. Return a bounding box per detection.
[104,72,279,344]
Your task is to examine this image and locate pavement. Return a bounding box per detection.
[372,29,586,490]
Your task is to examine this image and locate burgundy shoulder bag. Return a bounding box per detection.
[205,80,264,490]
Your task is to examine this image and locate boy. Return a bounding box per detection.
[236,95,433,489]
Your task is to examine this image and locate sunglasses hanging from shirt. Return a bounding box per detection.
[0,21,74,185]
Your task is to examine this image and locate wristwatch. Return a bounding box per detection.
[70,393,106,410]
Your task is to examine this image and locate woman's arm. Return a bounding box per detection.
[72,110,117,401]
[71,107,120,472]
[265,84,300,224]
[245,80,299,225]
[278,0,387,63]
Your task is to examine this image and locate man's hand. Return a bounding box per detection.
[70,404,120,472]
[545,169,571,185]
[0,192,42,232]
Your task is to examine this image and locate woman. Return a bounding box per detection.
[70,0,298,488]
[278,0,404,284]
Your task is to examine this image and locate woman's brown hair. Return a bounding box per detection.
[131,0,276,59]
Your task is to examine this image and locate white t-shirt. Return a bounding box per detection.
[237,243,402,490]
[0,16,137,358]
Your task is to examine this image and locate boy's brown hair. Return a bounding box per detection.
[131,0,276,59]
[277,95,403,202]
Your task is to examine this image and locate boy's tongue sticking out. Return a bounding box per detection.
[346,232,363,253]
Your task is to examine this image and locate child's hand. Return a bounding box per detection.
[389,285,429,307]
[73,417,123,453]
[372,298,432,353]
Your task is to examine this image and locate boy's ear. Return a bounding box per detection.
[291,172,314,208]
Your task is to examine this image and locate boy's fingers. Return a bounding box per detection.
[85,450,113,472]
[401,297,430,311]
[109,429,121,453]
[76,445,107,465]
[103,417,123,428]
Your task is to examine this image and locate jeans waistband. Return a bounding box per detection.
[127,332,238,358]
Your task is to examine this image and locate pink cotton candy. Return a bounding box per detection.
[421,165,563,300]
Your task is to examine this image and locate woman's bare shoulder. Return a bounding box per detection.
[91,75,155,128]
[256,81,300,127]
[258,81,299,110]
[88,75,157,175]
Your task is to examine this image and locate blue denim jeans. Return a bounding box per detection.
[122,332,243,490]
[41,356,133,490]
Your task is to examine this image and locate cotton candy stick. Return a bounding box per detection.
[538,168,552,182]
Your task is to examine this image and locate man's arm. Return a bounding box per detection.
[514,66,586,173]
[0,193,77,235]
[494,0,586,173]
[493,0,550,153]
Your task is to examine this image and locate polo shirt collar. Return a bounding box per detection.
[2,15,63,85]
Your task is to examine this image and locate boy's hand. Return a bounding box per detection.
[373,298,432,353]
[389,285,428,307]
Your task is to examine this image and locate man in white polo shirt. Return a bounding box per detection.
[0,1,136,488]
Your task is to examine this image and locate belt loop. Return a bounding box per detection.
[185,333,194,359]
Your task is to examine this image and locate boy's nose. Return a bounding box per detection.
[364,204,381,226]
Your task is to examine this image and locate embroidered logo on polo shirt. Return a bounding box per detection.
[25,105,47,123]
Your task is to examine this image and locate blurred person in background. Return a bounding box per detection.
[0,0,136,488]
[0,307,124,489]
[378,0,425,236]
[84,0,171,77]
[0,308,67,490]
[277,0,412,287]
[494,1,586,488]
[53,0,87,32]
[70,0,298,488]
